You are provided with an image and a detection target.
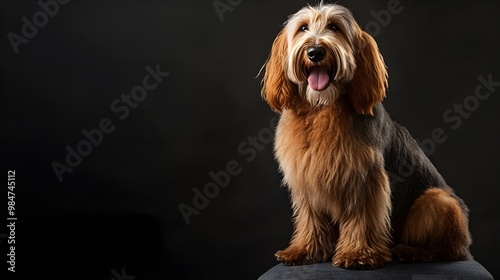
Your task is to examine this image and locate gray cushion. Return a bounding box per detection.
[258,261,493,280]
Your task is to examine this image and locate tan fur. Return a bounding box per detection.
[261,30,298,112]
[273,98,392,268]
[262,4,392,269]
[261,3,471,269]
[346,31,388,115]
[395,188,472,262]
[262,4,386,115]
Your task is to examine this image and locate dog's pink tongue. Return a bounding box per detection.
[308,66,329,91]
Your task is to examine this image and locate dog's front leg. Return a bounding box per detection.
[332,168,393,269]
[275,198,336,265]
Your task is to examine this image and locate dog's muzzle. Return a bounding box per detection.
[306,46,331,91]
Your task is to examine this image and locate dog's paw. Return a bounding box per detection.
[275,246,329,266]
[333,249,391,269]
[392,244,435,263]
[275,247,311,266]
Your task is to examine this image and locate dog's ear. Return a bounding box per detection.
[261,29,298,113]
[346,30,388,115]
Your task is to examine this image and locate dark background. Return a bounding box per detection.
[1,0,499,279]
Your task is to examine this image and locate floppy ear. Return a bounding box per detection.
[261,29,298,113]
[346,30,388,115]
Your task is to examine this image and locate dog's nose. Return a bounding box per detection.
[307,46,326,63]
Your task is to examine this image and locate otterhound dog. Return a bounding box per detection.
[260,3,472,269]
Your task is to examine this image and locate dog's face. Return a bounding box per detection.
[262,4,388,115]
[286,5,358,106]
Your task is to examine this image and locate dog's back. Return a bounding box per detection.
[365,103,469,244]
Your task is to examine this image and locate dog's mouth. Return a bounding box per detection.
[305,66,333,91]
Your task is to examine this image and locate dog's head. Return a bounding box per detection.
[261,3,387,115]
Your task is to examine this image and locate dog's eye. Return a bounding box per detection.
[328,24,338,32]
[299,25,308,32]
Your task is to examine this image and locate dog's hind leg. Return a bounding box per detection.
[394,187,472,262]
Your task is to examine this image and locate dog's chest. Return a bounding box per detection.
[274,107,374,192]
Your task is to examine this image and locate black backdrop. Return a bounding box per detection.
[1,0,499,279]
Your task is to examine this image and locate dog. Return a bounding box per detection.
[260,3,472,269]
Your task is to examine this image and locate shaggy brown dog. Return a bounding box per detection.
[260,3,472,269]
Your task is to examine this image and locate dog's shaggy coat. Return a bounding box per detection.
[261,3,472,269]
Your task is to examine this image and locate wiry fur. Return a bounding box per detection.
[261,3,472,269]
